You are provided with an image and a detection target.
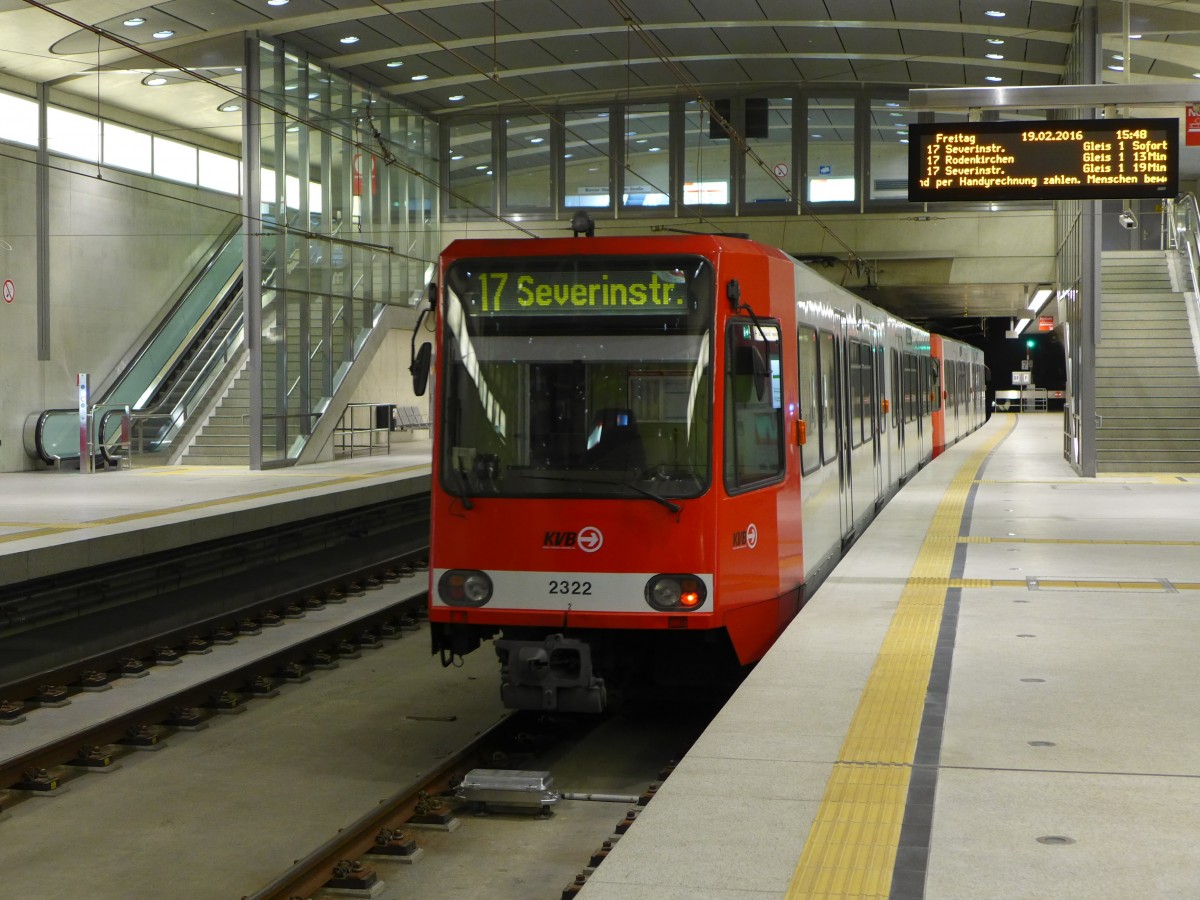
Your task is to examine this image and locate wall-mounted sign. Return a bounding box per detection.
[908,117,1177,201]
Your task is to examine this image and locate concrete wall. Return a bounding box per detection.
[0,145,239,471]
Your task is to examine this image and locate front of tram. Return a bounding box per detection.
[426,238,716,712]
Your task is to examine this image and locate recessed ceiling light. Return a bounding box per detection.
[564,153,574,159]
[1108,64,1124,71]
[339,35,359,44]
[451,154,464,160]
[286,125,300,132]
[890,111,903,117]
[386,60,404,68]
[308,92,320,99]
[1130,34,1142,39]
[1113,54,1124,61]
[985,75,1003,82]
[649,147,662,152]
[449,94,465,101]
[636,138,648,143]
[411,74,428,81]
[987,38,1005,45]
[267,0,289,5]
[986,53,1004,59]
[152,29,174,39]
[124,17,146,26]
[885,101,901,107]
[145,76,168,86]
[530,137,544,143]
[985,10,1005,17]
[899,139,909,144]
[475,165,487,170]
[812,133,823,138]
[219,102,241,112]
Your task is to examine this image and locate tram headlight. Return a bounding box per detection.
[438,569,494,607]
[645,574,706,611]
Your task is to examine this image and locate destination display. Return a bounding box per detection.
[908,118,1177,202]
[466,268,690,315]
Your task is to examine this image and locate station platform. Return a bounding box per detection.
[0,441,433,588]
[582,413,1200,899]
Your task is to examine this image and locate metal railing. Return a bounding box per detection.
[332,403,396,459]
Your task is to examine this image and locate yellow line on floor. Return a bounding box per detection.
[787,416,1016,899]
[0,464,429,544]
[960,536,1200,547]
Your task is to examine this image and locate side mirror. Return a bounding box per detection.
[411,342,432,396]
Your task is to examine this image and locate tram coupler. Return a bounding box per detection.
[495,634,606,713]
[367,828,422,864]
[0,699,26,724]
[34,684,70,707]
[324,859,378,894]
[68,745,116,771]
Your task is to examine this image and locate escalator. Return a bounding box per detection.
[25,220,248,467]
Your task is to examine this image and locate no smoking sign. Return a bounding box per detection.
[2,279,13,304]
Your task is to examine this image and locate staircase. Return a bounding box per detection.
[1095,250,1200,472]
[182,362,253,465]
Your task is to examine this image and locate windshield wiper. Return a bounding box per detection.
[453,465,474,510]
[623,480,682,514]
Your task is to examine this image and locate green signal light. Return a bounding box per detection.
[1025,339,1035,349]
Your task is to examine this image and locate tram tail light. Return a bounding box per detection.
[645,575,707,612]
[438,569,494,607]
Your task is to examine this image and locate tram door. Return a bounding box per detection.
[834,316,854,542]
[891,347,905,477]
[872,344,884,502]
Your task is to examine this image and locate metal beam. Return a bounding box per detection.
[909,83,1196,111]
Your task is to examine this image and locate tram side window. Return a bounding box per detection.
[819,331,839,464]
[860,342,875,444]
[797,325,821,475]
[890,348,900,429]
[849,339,864,448]
[902,352,917,423]
[724,319,784,491]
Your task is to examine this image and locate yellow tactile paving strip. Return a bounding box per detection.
[0,464,429,545]
[786,416,1017,899]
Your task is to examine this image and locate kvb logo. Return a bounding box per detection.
[543,526,604,552]
[732,522,758,550]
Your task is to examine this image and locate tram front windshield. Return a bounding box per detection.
[441,255,713,501]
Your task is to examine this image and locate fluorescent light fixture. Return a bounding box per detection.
[985,10,1005,17]
[1026,287,1053,312]
[1014,317,1031,335]
[985,75,1003,82]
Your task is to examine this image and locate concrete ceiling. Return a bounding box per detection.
[3,1,1200,322]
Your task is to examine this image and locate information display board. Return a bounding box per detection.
[908,117,1177,202]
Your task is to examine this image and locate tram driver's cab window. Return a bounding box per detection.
[724,319,784,491]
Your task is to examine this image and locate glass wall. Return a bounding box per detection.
[806,96,856,204]
[623,103,671,209]
[564,107,611,209]
[869,97,909,201]
[504,114,552,209]
[255,39,438,466]
[744,96,794,207]
[448,119,493,213]
[682,99,731,208]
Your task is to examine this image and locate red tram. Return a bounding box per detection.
[415,232,985,712]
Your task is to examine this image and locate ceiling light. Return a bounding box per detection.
[885,101,900,107]
[152,29,174,39]
[890,111,903,117]
[307,92,320,99]
[219,102,241,112]
[451,154,463,160]
[1026,288,1053,312]
[530,137,544,143]
[267,0,289,5]
[986,53,1004,60]
[339,35,359,44]
[564,153,574,159]
[987,38,1005,45]
[286,125,300,133]
[985,75,1003,82]
[145,76,168,86]
[475,165,487,170]
[449,94,465,101]
[411,74,428,81]
[985,10,1005,18]
[1130,34,1142,39]
[649,147,662,152]
[811,133,823,138]
[1113,54,1124,61]
[899,139,909,144]
[1108,65,1124,72]
[386,60,404,68]
[123,17,146,26]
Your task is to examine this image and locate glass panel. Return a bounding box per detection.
[623,103,670,209]
[47,107,100,162]
[870,97,909,201]
[564,107,610,208]
[745,96,793,206]
[103,122,152,173]
[820,331,839,463]
[441,254,713,500]
[198,149,239,194]
[807,96,855,204]
[724,319,784,490]
[153,136,198,184]
[0,90,36,146]
[505,114,551,209]
[797,325,820,474]
[683,100,730,207]
[448,120,493,212]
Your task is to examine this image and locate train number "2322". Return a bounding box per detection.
[548,580,592,595]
